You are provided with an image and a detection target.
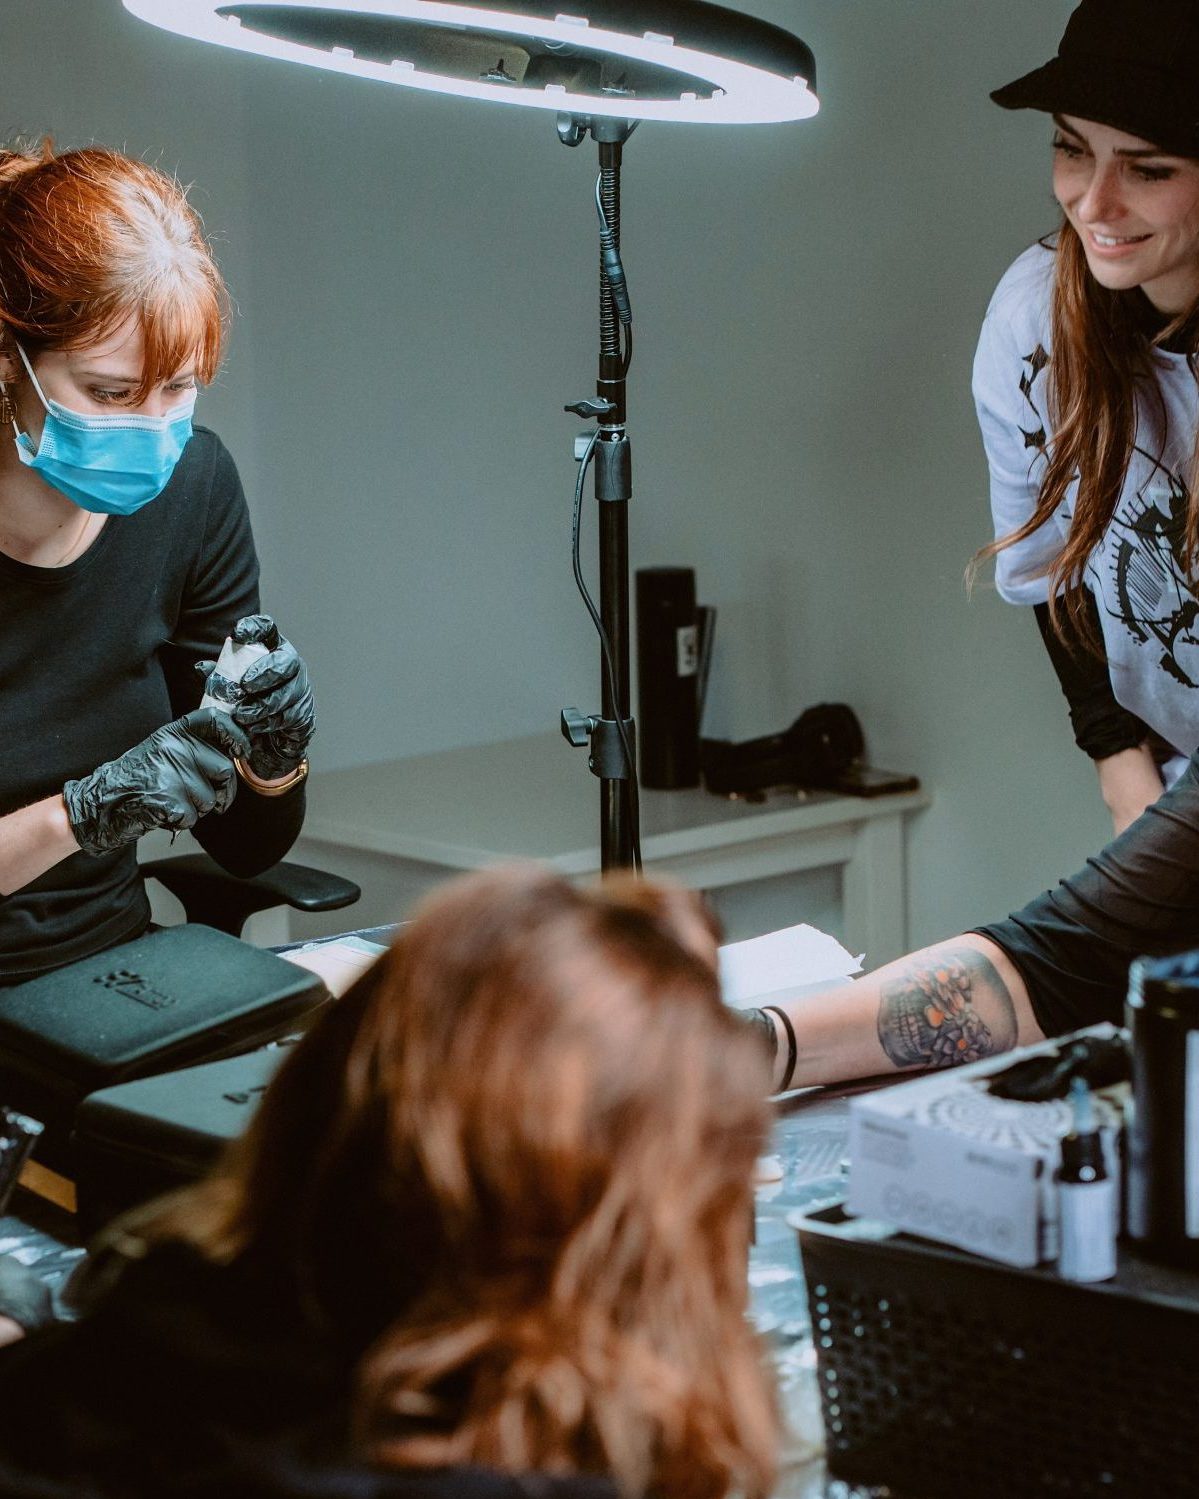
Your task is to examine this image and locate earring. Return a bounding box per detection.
[0,385,13,429]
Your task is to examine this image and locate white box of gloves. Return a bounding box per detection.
[845,1025,1124,1268]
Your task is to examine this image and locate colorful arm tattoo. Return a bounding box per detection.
[876,948,1017,1071]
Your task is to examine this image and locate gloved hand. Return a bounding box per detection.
[197,614,314,781]
[64,708,251,856]
[0,1256,54,1337]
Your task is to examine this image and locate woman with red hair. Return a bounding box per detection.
[0,865,778,1499]
[0,142,315,982]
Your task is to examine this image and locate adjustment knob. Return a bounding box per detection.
[560,708,593,748]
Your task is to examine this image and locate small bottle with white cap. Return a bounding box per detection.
[1056,1076,1117,1283]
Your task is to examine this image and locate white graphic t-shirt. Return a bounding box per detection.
[974,241,1199,758]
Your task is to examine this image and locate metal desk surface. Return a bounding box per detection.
[752,1087,897,1498]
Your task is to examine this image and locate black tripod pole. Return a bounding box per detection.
[559,114,640,873]
[595,127,634,870]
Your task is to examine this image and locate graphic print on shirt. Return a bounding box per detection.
[1100,460,1199,689]
[1019,344,1049,451]
[1011,332,1199,692]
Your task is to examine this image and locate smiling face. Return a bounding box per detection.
[1052,114,1199,313]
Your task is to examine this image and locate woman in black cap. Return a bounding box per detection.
[974,0,1199,835]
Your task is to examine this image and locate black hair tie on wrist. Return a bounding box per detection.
[761,1005,798,1093]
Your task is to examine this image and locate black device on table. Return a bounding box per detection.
[0,854,360,1181]
[72,1044,290,1233]
[700,702,920,798]
[0,926,327,1173]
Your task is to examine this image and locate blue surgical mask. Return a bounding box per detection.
[3,343,196,516]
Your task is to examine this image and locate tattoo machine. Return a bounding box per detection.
[986,1032,1130,1103]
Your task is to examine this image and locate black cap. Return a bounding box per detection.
[1060,1125,1107,1184]
[992,0,1199,160]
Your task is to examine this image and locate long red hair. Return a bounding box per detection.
[977,218,1199,643]
[0,141,228,400]
[148,865,778,1499]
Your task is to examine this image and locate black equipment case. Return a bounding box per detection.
[0,925,326,1168]
[72,1044,289,1232]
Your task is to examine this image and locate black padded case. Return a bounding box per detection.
[73,1045,288,1232]
[0,925,326,1166]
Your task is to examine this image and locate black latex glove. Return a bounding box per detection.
[0,1256,54,1333]
[197,614,315,781]
[986,1034,1131,1102]
[64,709,251,857]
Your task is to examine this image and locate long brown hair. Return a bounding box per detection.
[0,142,228,401]
[977,218,1199,642]
[149,865,777,1499]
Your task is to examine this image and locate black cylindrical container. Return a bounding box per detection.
[635,566,699,789]
[1126,951,1199,1268]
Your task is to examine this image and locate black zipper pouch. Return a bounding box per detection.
[0,925,327,1168]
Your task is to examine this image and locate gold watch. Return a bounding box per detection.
[234,757,310,797]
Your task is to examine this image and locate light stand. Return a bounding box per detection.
[122,0,819,873]
[559,114,638,871]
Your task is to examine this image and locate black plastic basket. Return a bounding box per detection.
[795,1202,1199,1499]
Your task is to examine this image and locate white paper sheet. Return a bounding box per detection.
[280,923,861,1016]
[279,934,387,998]
[719,923,862,1010]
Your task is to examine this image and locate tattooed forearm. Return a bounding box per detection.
[876,948,1018,1071]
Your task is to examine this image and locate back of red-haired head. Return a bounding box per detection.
[0,142,228,401]
[149,864,778,1499]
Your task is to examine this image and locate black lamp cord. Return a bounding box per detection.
[595,174,633,368]
[571,426,642,872]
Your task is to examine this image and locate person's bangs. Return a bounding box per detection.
[130,282,224,403]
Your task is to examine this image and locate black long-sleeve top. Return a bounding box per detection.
[0,427,304,984]
[1032,596,1151,760]
[977,752,1199,1037]
[0,1241,618,1499]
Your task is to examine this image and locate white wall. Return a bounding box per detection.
[1,0,1108,948]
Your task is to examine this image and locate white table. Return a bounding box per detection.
[286,733,929,962]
